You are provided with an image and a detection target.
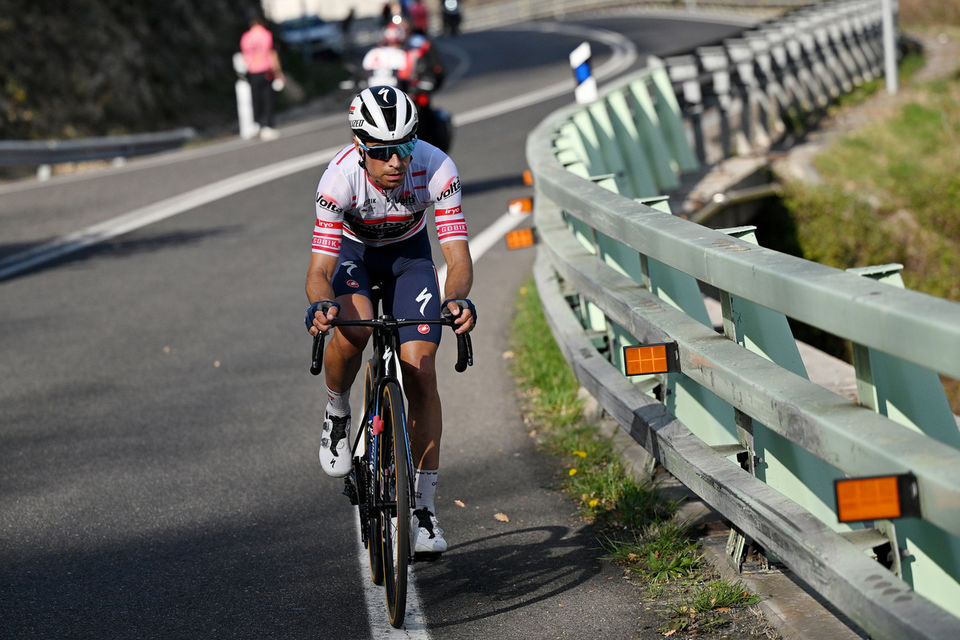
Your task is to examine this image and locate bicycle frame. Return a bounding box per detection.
[351,317,416,524]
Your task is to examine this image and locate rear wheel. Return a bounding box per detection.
[379,381,410,628]
[362,361,383,585]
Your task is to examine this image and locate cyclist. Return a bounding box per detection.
[305,85,476,555]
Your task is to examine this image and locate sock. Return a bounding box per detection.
[325,385,350,417]
[414,469,439,514]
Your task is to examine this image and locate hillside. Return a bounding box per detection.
[0,0,264,140]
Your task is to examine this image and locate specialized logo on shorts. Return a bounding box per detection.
[316,193,343,214]
[418,324,430,335]
[347,279,359,288]
[415,287,432,316]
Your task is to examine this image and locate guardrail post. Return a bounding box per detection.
[744,32,788,139]
[717,226,856,546]
[825,6,864,88]
[647,58,699,173]
[839,5,874,82]
[793,14,842,101]
[585,101,637,197]
[697,46,751,159]
[783,22,829,110]
[811,12,854,94]
[762,25,813,117]
[847,263,960,612]
[726,38,772,151]
[605,88,667,195]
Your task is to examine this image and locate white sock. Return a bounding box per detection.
[414,469,439,514]
[325,385,350,417]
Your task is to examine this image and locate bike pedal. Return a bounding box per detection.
[413,551,443,562]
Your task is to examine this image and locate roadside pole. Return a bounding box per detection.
[882,0,898,94]
[233,53,257,139]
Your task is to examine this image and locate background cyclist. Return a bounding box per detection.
[305,85,476,555]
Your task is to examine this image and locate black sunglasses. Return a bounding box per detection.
[359,137,417,162]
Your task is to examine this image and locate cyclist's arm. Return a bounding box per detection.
[305,252,340,335]
[439,239,475,334]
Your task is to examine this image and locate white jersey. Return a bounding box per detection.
[361,46,409,87]
[312,140,467,257]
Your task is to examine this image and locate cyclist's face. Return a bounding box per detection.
[355,138,411,190]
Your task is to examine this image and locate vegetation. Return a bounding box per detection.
[510,281,773,638]
[0,1,343,141]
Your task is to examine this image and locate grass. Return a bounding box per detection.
[510,281,768,636]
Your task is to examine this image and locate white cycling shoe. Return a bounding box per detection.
[412,508,447,554]
[319,413,352,478]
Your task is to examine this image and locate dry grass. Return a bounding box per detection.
[899,0,960,27]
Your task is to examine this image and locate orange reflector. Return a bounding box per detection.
[522,169,534,186]
[505,228,536,250]
[623,342,679,376]
[834,473,920,523]
[508,197,533,215]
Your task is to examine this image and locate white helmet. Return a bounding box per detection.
[349,86,418,144]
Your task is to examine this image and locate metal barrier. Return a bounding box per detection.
[461,0,819,32]
[0,128,197,179]
[526,0,960,637]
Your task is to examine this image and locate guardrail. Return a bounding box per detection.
[460,0,820,32]
[526,0,960,637]
[0,128,197,179]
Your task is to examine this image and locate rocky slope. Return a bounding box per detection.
[0,0,263,140]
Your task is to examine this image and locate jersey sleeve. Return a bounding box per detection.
[312,164,350,257]
[431,156,468,245]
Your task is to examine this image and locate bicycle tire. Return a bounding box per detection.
[379,380,410,628]
[362,360,384,585]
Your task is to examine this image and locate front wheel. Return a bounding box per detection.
[379,380,410,628]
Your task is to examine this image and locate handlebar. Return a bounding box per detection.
[310,316,473,376]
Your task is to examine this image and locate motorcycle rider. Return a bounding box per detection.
[361,21,410,88]
[361,20,451,150]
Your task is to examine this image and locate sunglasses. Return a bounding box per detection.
[358,137,417,162]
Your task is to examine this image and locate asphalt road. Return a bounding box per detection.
[0,11,753,639]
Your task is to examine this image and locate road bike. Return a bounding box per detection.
[309,288,473,628]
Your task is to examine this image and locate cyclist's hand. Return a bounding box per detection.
[305,300,341,336]
[441,298,476,334]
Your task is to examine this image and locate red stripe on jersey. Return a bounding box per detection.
[357,213,413,225]
[411,170,427,177]
[315,219,343,230]
[335,147,355,165]
[435,206,462,218]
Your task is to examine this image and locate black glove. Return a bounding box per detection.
[441,298,476,323]
[305,300,341,330]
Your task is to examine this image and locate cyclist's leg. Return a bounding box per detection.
[398,340,441,470]
[384,235,443,470]
[388,241,449,553]
[324,239,376,395]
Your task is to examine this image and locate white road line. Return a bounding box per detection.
[0,148,341,280]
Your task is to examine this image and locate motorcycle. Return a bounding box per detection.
[408,78,453,152]
[441,0,462,36]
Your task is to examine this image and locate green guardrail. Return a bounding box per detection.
[526,1,960,638]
